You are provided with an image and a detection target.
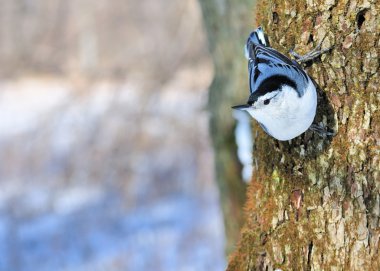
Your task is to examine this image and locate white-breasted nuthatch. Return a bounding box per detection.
[233,27,326,141]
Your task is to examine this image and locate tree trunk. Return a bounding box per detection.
[198,0,256,253]
[228,0,380,270]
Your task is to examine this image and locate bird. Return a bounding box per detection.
[232,27,329,141]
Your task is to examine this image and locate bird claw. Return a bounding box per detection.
[290,42,332,63]
[309,123,335,138]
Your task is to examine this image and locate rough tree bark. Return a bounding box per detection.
[227,0,380,270]
[199,0,256,253]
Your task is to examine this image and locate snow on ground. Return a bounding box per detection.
[0,66,225,271]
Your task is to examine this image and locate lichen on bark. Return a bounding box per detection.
[228,0,380,270]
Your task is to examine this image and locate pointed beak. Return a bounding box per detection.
[232,104,251,110]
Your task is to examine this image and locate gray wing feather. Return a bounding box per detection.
[249,45,311,97]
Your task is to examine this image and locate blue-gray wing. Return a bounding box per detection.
[248,45,311,99]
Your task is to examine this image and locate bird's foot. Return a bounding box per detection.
[309,123,335,138]
[289,42,333,63]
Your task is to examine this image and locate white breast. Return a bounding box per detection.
[247,81,317,141]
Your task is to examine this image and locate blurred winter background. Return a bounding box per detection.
[0,0,226,270]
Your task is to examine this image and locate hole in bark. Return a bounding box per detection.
[356,9,368,30]
[274,140,280,150]
[272,12,279,24]
[307,242,313,270]
[260,232,268,245]
[308,34,314,44]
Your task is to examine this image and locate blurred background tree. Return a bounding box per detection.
[199,0,256,253]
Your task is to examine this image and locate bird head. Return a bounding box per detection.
[233,83,317,141]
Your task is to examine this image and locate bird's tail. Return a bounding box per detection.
[245,26,267,59]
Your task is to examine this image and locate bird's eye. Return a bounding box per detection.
[264,99,270,105]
